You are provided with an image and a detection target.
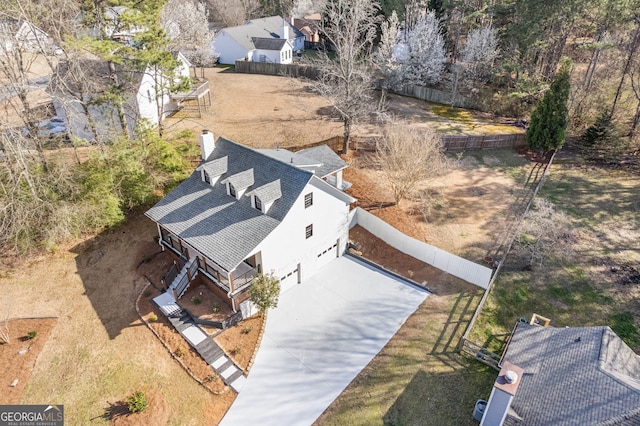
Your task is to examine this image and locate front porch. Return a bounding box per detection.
[158,231,259,312]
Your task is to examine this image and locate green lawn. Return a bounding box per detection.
[470,161,640,353]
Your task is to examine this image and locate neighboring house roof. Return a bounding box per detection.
[219,15,303,52]
[0,17,49,43]
[502,322,640,426]
[145,137,315,272]
[252,37,289,51]
[258,145,347,179]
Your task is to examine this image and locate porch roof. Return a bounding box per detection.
[146,137,313,271]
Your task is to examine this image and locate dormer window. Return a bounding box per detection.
[247,179,281,214]
[197,156,227,187]
[221,168,254,200]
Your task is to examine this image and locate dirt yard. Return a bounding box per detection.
[0,69,530,425]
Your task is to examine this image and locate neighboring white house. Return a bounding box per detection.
[0,18,50,52]
[145,132,355,312]
[213,16,304,64]
[50,51,193,141]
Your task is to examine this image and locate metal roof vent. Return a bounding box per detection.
[505,370,518,384]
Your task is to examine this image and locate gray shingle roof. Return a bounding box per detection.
[248,180,282,204]
[145,137,313,272]
[220,16,303,52]
[197,156,227,178]
[502,323,640,426]
[221,168,254,191]
[296,145,348,177]
[258,145,347,178]
[252,37,288,51]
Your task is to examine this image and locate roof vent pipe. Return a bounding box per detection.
[200,129,215,161]
[504,370,518,384]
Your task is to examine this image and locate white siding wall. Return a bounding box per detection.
[251,179,351,292]
[136,71,161,126]
[214,31,249,64]
[252,45,293,64]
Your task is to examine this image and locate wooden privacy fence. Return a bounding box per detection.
[235,60,319,79]
[441,133,526,151]
[457,151,558,365]
[292,133,526,153]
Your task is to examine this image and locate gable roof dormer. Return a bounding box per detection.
[221,168,254,199]
[197,156,227,186]
[247,180,282,214]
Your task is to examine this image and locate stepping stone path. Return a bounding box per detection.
[153,292,245,393]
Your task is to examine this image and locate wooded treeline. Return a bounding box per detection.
[2,0,640,256]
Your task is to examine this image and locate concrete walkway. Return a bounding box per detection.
[220,255,429,426]
[153,292,246,392]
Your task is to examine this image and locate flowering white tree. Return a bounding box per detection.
[375,10,402,104]
[462,26,499,79]
[401,11,447,87]
[161,0,216,66]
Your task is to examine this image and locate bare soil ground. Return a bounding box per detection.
[0,317,57,404]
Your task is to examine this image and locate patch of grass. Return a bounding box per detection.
[26,330,37,340]
[609,312,640,349]
[432,105,474,124]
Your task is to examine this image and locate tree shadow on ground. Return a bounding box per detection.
[71,213,162,340]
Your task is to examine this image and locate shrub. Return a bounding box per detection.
[26,331,37,340]
[241,327,253,335]
[232,346,242,355]
[212,305,220,313]
[191,296,201,305]
[148,313,158,322]
[175,347,185,357]
[142,289,152,298]
[126,391,148,413]
[249,272,281,315]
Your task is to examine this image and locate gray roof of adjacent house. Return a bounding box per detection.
[219,15,303,52]
[145,137,314,272]
[252,37,288,51]
[502,322,640,426]
[258,145,347,179]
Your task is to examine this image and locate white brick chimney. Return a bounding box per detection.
[480,362,524,426]
[200,129,215,161]
[280,20,289,40]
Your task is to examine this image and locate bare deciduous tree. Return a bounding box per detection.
[517,198,575,269]
[375,121,449,205]
[312,0,380,154]
[208,0,261,27]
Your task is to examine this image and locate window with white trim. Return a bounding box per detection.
[229,182,236,198]
[304,192,313,208]
[203,171,210,184]
[254,195,262,211]
[305,224,313,239]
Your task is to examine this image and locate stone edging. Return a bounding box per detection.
[135,279,229,396]
[245,312,268,374]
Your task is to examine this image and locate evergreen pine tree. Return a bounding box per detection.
[526,60,571,152]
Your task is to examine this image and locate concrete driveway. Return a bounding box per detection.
[220,255,429,426]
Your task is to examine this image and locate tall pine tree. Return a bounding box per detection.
[526,59,571,152]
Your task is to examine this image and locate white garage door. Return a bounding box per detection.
[279,265,299,293]
[316,241,338,269]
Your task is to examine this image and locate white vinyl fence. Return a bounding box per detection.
[349,207,492,289]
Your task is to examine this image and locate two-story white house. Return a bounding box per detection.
[145,131,355,312]
[213,16,304,64]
